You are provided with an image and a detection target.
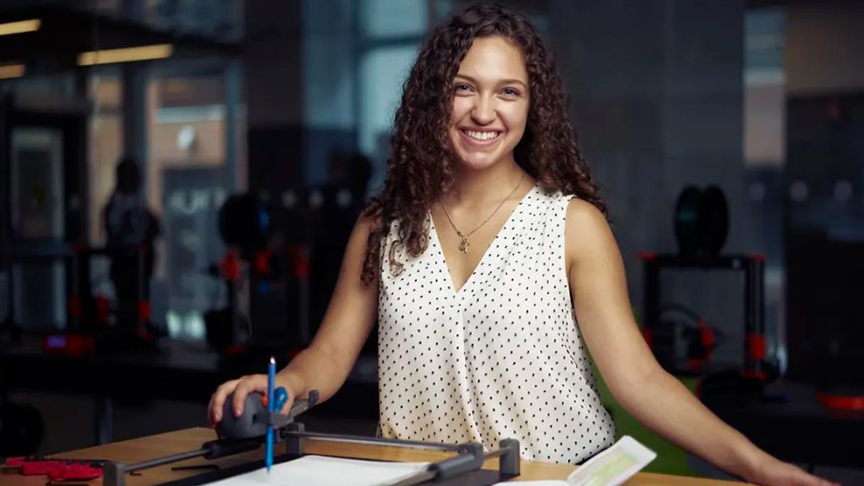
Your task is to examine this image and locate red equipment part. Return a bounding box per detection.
[817,392,864,411]
[5,457,104,481]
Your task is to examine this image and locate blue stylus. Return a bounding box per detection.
[266,356,275,473]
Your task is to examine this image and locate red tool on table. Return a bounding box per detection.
[4,456,104,481]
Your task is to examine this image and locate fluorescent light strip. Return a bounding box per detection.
[0,63,26,79]
[78,44,174,66]
[0,19,41,36]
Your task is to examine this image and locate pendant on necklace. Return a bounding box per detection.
[458,234,469,253]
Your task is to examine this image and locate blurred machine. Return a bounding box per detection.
[636,176,864,469]
[0,93,87,456]
[207,183,369,355]
[0,93,88,333]
[0,96,160,352]
[640,185,776,382]
[785,92,864,409]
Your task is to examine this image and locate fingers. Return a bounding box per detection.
[806,475,839,486]
[803,468,840,486]
[757,458,841,486]
[794,466,840,486]
[208,374,298,428]
[811,475,840,486]
[231,374,268,418]
[208,379,240,427]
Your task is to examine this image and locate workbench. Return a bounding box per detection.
[1,427,748,485]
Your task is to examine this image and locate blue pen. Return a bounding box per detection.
[266,356,275,473]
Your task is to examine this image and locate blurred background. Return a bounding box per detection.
[0,0,862,483]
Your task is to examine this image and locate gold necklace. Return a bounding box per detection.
[439,173,526,253]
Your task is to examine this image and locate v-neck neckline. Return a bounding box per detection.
[430,183,538,297]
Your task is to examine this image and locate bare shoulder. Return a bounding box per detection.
[565,197,607,228]
[355,211,382,236]
[564,197,618,270]
[353,206,390,241]
[339,211,384,268]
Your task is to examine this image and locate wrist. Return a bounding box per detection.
[730,438,771,483]
[277,368,307,398]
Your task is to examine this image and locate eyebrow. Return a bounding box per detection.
[454,73,528,90]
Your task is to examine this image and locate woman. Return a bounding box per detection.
[209,4,836,485]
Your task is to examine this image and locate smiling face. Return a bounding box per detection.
[448,36,530,172]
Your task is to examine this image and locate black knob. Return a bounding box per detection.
[217,392,268,439]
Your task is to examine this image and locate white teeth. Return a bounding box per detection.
[464,130,499,141]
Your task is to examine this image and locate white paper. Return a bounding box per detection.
[493,482,567,485]
[493,436,655,486]
[206,455,430,486]
[565,436,656,486]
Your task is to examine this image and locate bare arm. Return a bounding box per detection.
[209,215,379,424]
[564,199,835,486]
[277,215,380,403]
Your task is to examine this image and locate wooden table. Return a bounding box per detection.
[1,428,746,485]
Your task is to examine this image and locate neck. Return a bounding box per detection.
[445,155,526,205]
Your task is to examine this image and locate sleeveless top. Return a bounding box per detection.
[377,184,616,464]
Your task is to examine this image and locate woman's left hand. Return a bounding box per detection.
[749,457,840,486]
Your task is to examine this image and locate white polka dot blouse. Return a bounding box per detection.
[377,183,616,464]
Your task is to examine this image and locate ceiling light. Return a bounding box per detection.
[0,19,41,36]
[0,63,26,79]
[78,44,174,66]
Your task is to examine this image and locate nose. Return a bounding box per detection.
[470,95,496,125]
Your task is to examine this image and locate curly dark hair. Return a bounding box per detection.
[360,2,606,284]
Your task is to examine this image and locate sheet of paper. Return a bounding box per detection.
[493,482,567,485]
[206,455,430,486]
[565,436,656,486]
[493,436,655,486]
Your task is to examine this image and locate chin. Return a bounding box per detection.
[456,152,501,171]
[450,132,513,172]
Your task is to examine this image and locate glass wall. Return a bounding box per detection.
[303,0,454,189]
[147,69,246,339]
[0,1,245,338]
[88,70,125,245]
